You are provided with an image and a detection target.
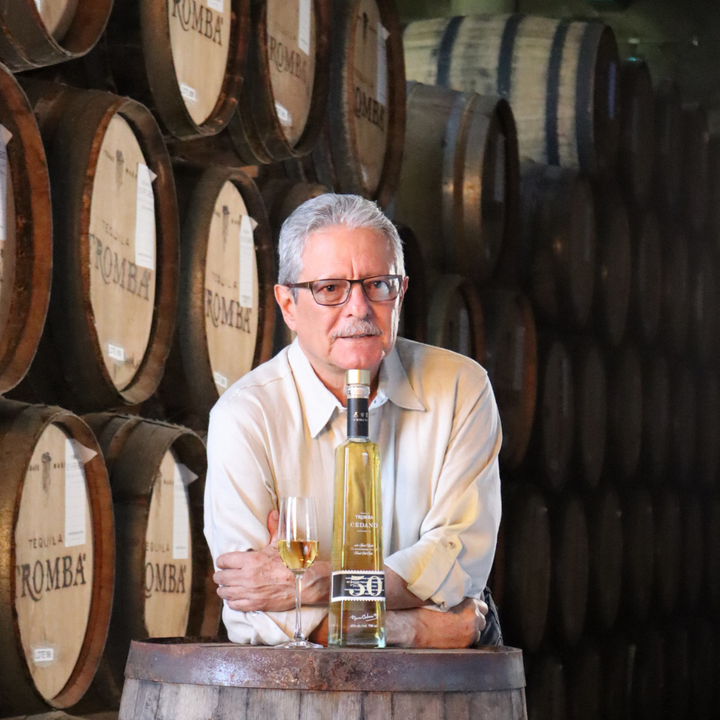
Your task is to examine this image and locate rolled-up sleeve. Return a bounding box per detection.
[204,402,328,645]
[384,374,502,609]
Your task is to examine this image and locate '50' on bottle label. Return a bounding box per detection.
[331,571,385,602]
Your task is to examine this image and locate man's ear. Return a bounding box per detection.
[274,284,298,331]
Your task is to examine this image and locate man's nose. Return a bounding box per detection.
[345,282,372,315]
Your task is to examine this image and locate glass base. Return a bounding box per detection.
[275,639,323,649]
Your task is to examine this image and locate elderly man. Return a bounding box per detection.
[205,194,502,647]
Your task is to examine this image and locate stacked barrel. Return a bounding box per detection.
[398,13,720,720]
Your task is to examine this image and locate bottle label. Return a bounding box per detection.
[331,570,385,602]
[347,397,369,438]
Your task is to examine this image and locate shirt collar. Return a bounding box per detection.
[288,339,426,439]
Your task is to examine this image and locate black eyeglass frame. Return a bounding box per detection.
[284,274,405,306]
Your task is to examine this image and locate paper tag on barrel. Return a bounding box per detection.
[64,439,95,548]
[173,463,198,560]
[135,163,156,270]
[0,125,12,243]
[239,215,257,310]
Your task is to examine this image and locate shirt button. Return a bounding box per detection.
[446,540,456,549]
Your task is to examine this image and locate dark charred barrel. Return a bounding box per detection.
[569,338,606,491]
[689,245,718,366]
[404,15,620,178]
[482,288,537,469]
[0,400,113,716]
[665,628,690,720]
[681,497,704,613]
[606,344,642,481]
[519,163,596,329]
[697,373,720,490]
[119,640,528,720]
[548,494,588,647]
[688,620,715,719]
[394,82,519,285]
[617,59,655,209]
[10,81,178,414]
[639,350,668,485]
[621,488,654,622]
[77,414,215,711]
[427,275,485,364]
[502,483,551,653]
[157,166,275,430]
[0,0,112,72]
[396,224,428,344]
[524,335,574,493]
[601,635,630,720]
[653,489,681,616]
[668,362,696,488]
[682,104,710,233]
[586,485,622,631]
[659,223,689,356]
[525,653,565,720]
[565,642,601,720]
[0,65,52,394]
[631,629,665,720]
[654,82,683,214]
[593,183,631,346]
[627,209,662,345]
[99,0,248,140]
[705,501,720,612]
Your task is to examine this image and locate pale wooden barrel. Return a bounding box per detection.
[518,163,596,329]
[682,104,710,233]
[427,274,485,364]
[120,640,528,720]
[0,0,111,71]
[158,166,275,429]
[621,488,654,622]
[77,415,216,712]
[101,0,247,139]
[627,209,662,345]
[404,15,619,178]
[654,82,683,214]
[482,287,537,469]
[0,65,52,394]
[394,82,519,286]
[11,82,178,413]
[0,400,113,716]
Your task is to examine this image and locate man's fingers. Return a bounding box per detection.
[476,600,489,616]
[216,550,252,570]
[267,509,280,546]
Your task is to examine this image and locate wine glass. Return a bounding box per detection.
[277,496,322,649]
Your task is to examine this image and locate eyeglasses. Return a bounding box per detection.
[285,274,404,306]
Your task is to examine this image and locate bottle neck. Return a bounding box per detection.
[346,384,370,440]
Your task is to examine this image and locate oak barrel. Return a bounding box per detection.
[427,274,485,364]
[102,0,248,139]
[592,183,631,347]
[120,640,528,720]
[569,337,606,491]
[482,288,537,469]
[0,0,112,72]
[639,350,668,485]
[617,59,655,209]
[654,81,683,214]
[518,163,596,329]
[620,488,654,622]
[396,223,428,344]
[682,104,710,233]
[0,400,113,716]
[78,414,216,711]
[394,82,519,285]
[696,372,720,490]
[403,15,619,178]
[0,64,52,394]
[11,82,178,413]
[668,362,696,488]
[627,209,662,345]
[653,489,681,616]
[158,166,275,428]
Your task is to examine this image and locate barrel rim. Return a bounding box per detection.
[125,639,526,692]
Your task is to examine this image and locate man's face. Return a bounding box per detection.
[275,225,407,383]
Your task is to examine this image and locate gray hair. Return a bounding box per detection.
[277,193,405,286]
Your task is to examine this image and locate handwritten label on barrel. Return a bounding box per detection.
[64,439,88,548]
[135,163,156,270]
[298,0,311,55]
[239,215,257,309]
[0,125,12,243]
[376,23,389,106]
[173,463,198,560]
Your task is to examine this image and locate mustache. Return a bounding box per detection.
[331,319,383,339]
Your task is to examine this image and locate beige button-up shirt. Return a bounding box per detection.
[204,337,502,645]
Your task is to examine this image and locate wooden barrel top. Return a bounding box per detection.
[35,0,80,42]
[124,639,526,692]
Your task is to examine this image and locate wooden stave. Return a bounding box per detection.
[627,209,662,345]
[77,414,215,711]
[0,0,112,72]
[159,165,275,427]
[592,182,631,347]
[0,63,52,394]
[427,274,485,365]
[681,104,710,234]
[323,0,406,208]
[617,59,655,210]
[403,15,620,179]
[102,0,248,140]
[0,400,114,715]
[653,489,681,616]
[482,287,538,470]
[395,223,428,344]
[12,81,179,413]
[620,487,654,623]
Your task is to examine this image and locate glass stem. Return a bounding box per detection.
[293,573,304,641]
